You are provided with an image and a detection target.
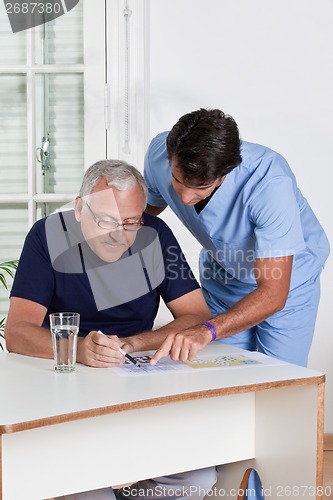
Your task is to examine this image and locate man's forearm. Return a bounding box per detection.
[5,322,54,359]
[213,284,286,340]
[123,313,209,352]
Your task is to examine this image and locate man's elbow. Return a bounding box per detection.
[4,323,15,352]
[271,291,289,314]
[4,333,15,353]
[3,321,21,353]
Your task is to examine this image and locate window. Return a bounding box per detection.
[0,0,146,320]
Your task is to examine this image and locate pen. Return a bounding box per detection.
[97,330,141,368]
[118,347,141,368]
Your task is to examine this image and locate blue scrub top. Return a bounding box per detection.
[144,132,330,295]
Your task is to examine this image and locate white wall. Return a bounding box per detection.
[146,0,333,431]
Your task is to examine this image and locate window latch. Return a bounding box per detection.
[36,135,50,171]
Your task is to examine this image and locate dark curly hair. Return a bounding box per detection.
[166,108,242,185]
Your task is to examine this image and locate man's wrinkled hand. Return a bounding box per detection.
[150,325,212,366]
[76,330,125,368]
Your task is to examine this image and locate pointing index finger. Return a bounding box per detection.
[150,335,174,366]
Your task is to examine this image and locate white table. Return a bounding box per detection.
[0,344,325,500]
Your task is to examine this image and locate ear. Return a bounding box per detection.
[74,196,83,222]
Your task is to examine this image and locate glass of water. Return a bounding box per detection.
[50,312,80,372]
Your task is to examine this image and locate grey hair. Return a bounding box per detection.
[79,159,148,205]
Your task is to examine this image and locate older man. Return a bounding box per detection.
[5,160,216,500]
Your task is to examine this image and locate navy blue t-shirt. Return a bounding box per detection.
[11,211,199,337]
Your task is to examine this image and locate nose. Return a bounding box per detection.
[108,225,125,241]
[179,186,197,205]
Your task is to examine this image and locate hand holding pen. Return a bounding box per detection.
[97,330,141,368]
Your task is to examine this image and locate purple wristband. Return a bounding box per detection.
[201,321,217,341]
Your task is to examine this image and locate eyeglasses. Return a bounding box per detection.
[83,201,144,231]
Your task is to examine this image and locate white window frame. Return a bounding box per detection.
[0,0,148,221]
[0,0,106,227]
[106,0,148,171]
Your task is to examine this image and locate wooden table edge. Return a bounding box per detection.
[0,374,325,435]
